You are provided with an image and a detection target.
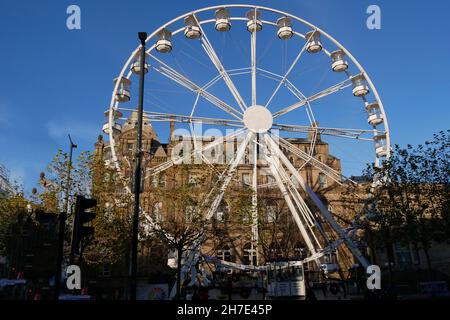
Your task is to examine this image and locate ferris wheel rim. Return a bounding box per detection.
[104,4,390,274]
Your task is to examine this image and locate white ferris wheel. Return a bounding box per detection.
[103,4,391,280]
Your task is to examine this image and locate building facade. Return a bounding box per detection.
[0,164,12,198]
[95,111,450,290]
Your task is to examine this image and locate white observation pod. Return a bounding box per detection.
[246,9,262,33]
[374,133,388,157]
[102,122,122,135]
[352,74,370,97]
[130,53,149,75]
[114,77,131,103]
[276,17,293,40]
[184,15,202,39]
[330,49,349,72]
[305,30,322,53]
[365,102,384,126]
[156,29,173,53]
[215,8,231,32]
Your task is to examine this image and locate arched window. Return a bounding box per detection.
[217,245,231,262]
[243,243,257,266]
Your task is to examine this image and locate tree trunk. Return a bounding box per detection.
[176,246,183,300]
[367,229,378,266]
[385,240,394,288]
[423,246,433,281]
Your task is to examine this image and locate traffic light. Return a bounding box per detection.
[71,195,97,257]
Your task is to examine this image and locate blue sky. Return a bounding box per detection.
[0,0,449,192]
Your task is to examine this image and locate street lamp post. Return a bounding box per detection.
[54,135,77,300]
[130,32,147,300]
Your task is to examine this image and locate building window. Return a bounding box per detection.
[269,244,282,260]
[319,173,327,188]
[243,243,257,266]
[143,197,149,213]
[323,250,338,264]
[242,173,250,186]
[99,264,111,277]
[267,175,275,185]
[217,245,232,262]
[394,243,413,269]
[244,149,250,164]
[159,173,166,187]
[151,175,158,188]
[294,244,306,259]
[188,173,196,185]
[267,204,277,223]
[216,201,228,221]
[153,202,163,222]
[127,143,134,155]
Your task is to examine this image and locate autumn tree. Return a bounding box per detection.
[364,130,450,277]
[0,184,30,257]
[147,164,215,299]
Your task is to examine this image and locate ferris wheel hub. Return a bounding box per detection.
[243,105,273,133]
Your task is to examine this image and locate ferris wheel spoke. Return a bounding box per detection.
[264,134,327,248]
[140,111,244,128]
[262,136,319,255]
[193,14,248,112]
[145,128,246,178]
[272,123,377,141]
[205,131,253,220]
[149,54,243,120]
[265,134,370,268]
[275,134,357,185]
[265,31,315,109]
[283,79,317,126]
[250,9,257,106]
[272,78,353,119]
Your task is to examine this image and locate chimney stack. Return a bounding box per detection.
[169,116,175,142]
[308,121,321,142]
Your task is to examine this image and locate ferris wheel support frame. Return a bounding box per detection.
[105,4,391,297]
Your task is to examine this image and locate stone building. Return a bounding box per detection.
[95,111,354,272]
[95,111,450,293]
